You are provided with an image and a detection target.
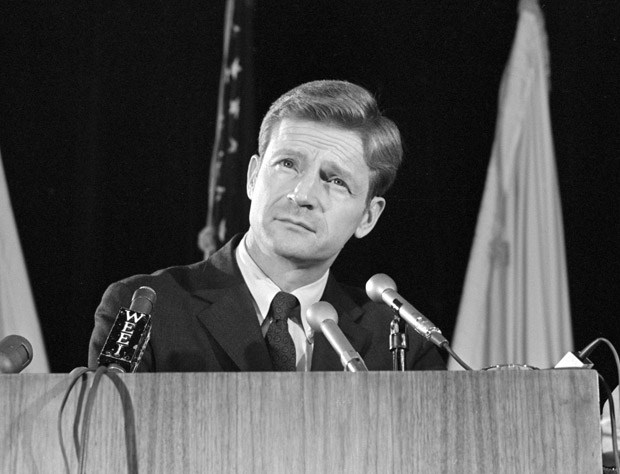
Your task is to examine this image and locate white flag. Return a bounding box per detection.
[0,151,49,372]
[448,0,573,370]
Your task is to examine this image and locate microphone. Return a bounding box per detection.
[306,301,368,372]
[366,273,448,348]
[0,335,33,373]
[97,286,156,373]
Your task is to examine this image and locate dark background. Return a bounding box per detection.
[0,1,618,382]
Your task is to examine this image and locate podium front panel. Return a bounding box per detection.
[1,370,600,473]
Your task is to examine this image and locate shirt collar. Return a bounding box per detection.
[236,233,329,341]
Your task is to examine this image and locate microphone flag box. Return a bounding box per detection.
[98,307,152,373]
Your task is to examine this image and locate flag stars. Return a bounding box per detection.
[228,57,242,81]
[215,185,226,201]
[228,98,240,118]
[227,137,238,154]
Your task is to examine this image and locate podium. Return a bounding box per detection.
[2,370,601,473]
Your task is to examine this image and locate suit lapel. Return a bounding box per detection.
[192,285,273,371]
[188,235,273,371]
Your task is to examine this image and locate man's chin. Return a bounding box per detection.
[273,241,317,260]
[270,238,325,265]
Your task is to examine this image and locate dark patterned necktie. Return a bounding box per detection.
[265,291,299,371]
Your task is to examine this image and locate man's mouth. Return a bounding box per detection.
[277,217,315,233]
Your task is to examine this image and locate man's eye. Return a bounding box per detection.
[330,177,348,189]
[280,159,294,168]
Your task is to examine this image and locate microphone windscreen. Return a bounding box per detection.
[365,273,397,303]
[0,335,33,374]
[130,286,156,314]
[306,301,338,333]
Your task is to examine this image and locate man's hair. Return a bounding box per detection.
[258,80,403,199]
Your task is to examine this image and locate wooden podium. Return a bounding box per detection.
[1,370,602,473]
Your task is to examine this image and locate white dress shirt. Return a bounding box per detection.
[235,234,328,371]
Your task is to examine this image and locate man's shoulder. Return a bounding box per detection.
[97,262,203,311]
[111,235,244,297]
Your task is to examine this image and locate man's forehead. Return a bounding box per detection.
[267,118,364,161]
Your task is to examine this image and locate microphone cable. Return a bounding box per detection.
[599,372,617,474]
[58,366,138,474]
[442,343,473,371]
[577,337,620,472]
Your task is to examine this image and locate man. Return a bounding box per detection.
[88,80,445,372]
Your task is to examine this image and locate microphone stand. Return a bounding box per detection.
[390,316,408,371]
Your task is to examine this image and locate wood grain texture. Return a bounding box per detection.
[0,370,601,473]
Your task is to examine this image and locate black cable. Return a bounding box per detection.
[103,370,139,473]
[58,366,139,474]
[58,367,91,474]
[442,342,473,370]
[600,373,618,471]
[77,366,107,474]
[578,338,620,471]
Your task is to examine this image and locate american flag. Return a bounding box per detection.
[199,0,255,258]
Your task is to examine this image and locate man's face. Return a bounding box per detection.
[246,118,385,269]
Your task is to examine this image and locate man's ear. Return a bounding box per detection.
[354,196,386,239]
[246,154,260,199]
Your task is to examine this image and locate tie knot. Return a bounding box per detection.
[270,291,299,322]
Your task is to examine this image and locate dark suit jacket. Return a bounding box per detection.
[88,235,446,372]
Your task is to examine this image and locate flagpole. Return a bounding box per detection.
[199,0,236,258]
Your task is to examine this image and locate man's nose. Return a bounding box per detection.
[287,173,321,209]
